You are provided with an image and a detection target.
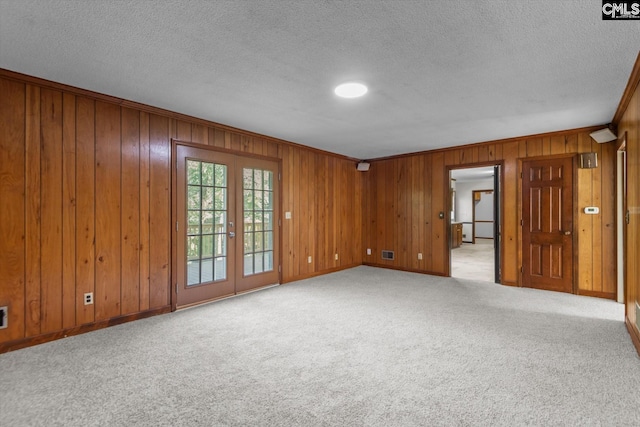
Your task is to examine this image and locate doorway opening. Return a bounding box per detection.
[449,165,501,283]
[617,136,627,304]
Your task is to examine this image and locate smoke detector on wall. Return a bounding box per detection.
[356,161,370,171]
[589,127,617,143]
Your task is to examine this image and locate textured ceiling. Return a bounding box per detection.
[1,1,639,159]
[451,166,495,182]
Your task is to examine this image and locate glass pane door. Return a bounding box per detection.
[176,146,236,307]
[242,167,275,276]
[174,144,279,307]
[186,159,228,285]
[235,157,280,293]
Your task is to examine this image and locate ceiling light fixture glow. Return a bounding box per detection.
[334,82,368,98]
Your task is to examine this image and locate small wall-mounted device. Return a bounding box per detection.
[579,152,598,169]
[381,250,395,260]
[84,292,94,305]
[356,161,370,171]
[0,306,7,329]
[584,207,599,215]
[589,127,617,144]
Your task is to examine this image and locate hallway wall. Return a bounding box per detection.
[364,129,617,297]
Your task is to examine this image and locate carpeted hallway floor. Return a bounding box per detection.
[1,266,639,426]
[451,239,495,282]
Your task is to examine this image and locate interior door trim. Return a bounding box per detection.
[617,133,627,304]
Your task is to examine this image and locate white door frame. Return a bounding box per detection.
[616,141,627,304]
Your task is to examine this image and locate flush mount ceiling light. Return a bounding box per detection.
[334,82,368,98]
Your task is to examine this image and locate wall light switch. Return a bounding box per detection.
[335,253,339,260]
[418,253,423,260]
[366,248,371,255]
[308,256,312,264]
[285,212,292,219]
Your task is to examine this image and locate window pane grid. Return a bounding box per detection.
[186,160,227,286]
[243,167,274,276]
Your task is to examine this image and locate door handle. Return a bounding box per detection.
[229,231,235,238]
[562,230,572,235]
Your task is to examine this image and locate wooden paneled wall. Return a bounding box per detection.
[0,71,363,348]
[281,145,363,280]
[615,54,640,354]
[0,65,630,351]
[363,129,617,298]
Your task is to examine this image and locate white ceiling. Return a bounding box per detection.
[1,1,638,159]
[451,166,495,183]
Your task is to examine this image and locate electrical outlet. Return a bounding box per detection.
[308,256,312,264]
[335,253,339,260]
[367,248,371,255]
[285,212,292,219]
[0,306,7,329]
[418,253,423,260]
[84,292,94,305]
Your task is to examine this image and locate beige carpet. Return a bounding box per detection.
[1,266,638,426]
[451,238,495,282]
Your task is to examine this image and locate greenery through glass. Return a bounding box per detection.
[242,167,274,276]
[186,159,227,286]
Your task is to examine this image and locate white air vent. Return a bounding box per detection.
[381,250,395,260]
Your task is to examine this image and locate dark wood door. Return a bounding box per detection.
[522,157,574,293]
[493,165,502,284]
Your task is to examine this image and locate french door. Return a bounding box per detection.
[175,144,280,308]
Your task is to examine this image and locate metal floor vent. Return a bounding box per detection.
[381,250,395,260]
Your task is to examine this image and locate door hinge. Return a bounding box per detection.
[520,172,523,178]
[278,265,281,273]
[279,219,281,227]
[520,266,523,273]
[626,210,630,225]
[520,219,523,226]
[176,221,179,231]
[279,173,281,181]
[175,283,178,294]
